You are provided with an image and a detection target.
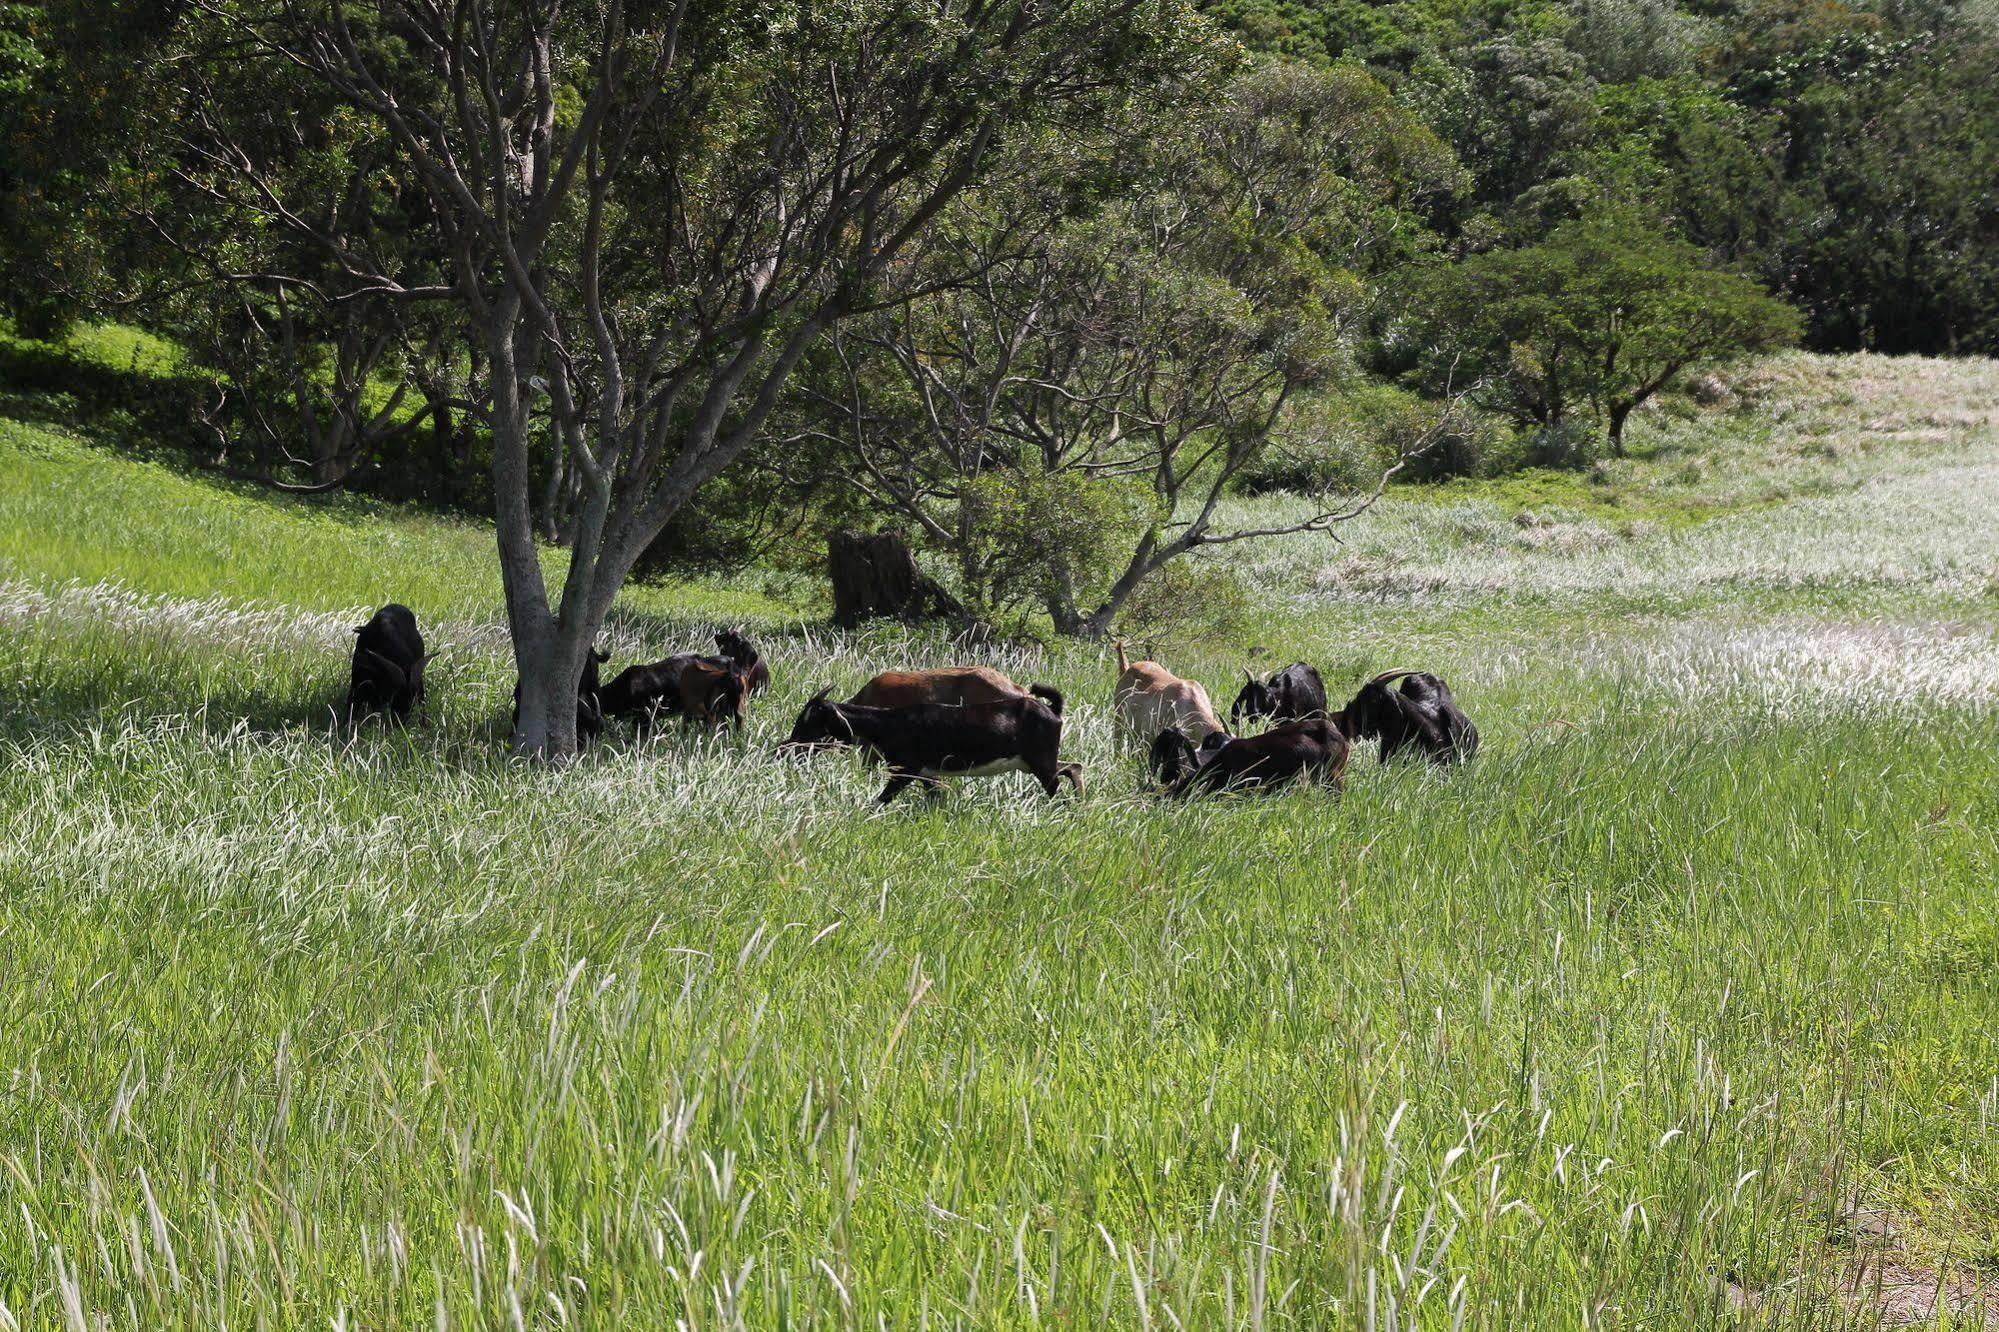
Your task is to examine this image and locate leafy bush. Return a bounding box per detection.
[1112,553,1255,644]
[956,470,1159,627]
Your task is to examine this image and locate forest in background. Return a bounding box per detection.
[0,0,1994,723]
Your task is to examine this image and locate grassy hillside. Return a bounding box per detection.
[1,351,1996,1328]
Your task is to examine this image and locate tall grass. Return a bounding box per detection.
[0,350,1996,1327]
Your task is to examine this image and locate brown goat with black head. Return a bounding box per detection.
[674,657,751,732]
[1333,669,1478,764]
[600,650,753,734]
[781,684,1081,804]
[847,665,1026,710]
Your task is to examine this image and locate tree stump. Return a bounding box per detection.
[827,530,965,627]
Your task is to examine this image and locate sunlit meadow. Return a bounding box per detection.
[1,350,1996,1328]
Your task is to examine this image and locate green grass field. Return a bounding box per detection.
[1,346,1996,1328]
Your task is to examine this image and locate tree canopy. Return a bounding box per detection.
[1406,210,1800,451]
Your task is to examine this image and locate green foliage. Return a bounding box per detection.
[808,57,1456,634]
[1113,551,1256,640]
[959,470,1159,625]
[1199,0,1999,356]
[1238,380,1492,489]
[1404,208,1801,452]
[1562,0,1703,80]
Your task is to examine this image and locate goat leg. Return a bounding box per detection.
[877,770,921,805]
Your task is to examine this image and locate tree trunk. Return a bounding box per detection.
[489,311,594,762]
[1607,402,1633,456]
[828,530,965,627]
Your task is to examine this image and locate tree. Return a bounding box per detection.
[148,0,1208,756]
[125,75,465,492]
[0,4,181,335]
[1405,209,1799,454]
[804,59,1464,637]
[1750,31,1999,354]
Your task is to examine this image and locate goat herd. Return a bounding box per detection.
[345,603,1478,805]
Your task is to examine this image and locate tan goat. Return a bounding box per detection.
[1112,640,1227,742]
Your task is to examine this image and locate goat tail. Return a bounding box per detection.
[1029,683,1065,717]
[1113,637,1129,676]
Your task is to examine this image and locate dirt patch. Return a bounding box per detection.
[1842,1255,1999,1329]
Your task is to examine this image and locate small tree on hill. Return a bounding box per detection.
[1406,210,1800,454]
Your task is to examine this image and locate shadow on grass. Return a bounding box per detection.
[0,337,496,532]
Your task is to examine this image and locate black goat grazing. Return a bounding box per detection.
[512,645,611,743]
[1333,669,1478,764]
[714,628,771,694]
[1148,726,1232,788]
[1169,718,1349,798]
[1229,662,1329,729]
[598,652,706,730]
[346,603,430,724]
[601,639,763,733]
[781,684,1082,805]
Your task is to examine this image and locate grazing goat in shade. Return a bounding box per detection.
[601,629,767,732]
[1148,726,1232,788]
[346,603,430,724]
[1169,718,1349,798]
[599,652,702,729]
[781,685,1082,805]
[1333,670,1478,764]
[1229,662,1329,729]
[675,658,751,731]
[513,645,610,744]
[714,628,770,694]
[1113,640,1226,742]
[848,665,1026,709]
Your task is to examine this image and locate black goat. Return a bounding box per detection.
[781,684,1082,805]
[601,653,750,733]
[714,628,771,695]
[598,652,706,730]
[346,603,429,724]
[1333,669,1478,764]
[1148,726,1232,787]
[1169,718,1349,798]
[1229,662,1329,729]
[512,645,610,743]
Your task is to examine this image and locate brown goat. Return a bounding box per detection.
[848,666,1027,709]
[676,658,750,731]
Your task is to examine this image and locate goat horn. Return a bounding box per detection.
[809,684,834,704]
[359,648,407,690]
[1369,668,1421,686]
